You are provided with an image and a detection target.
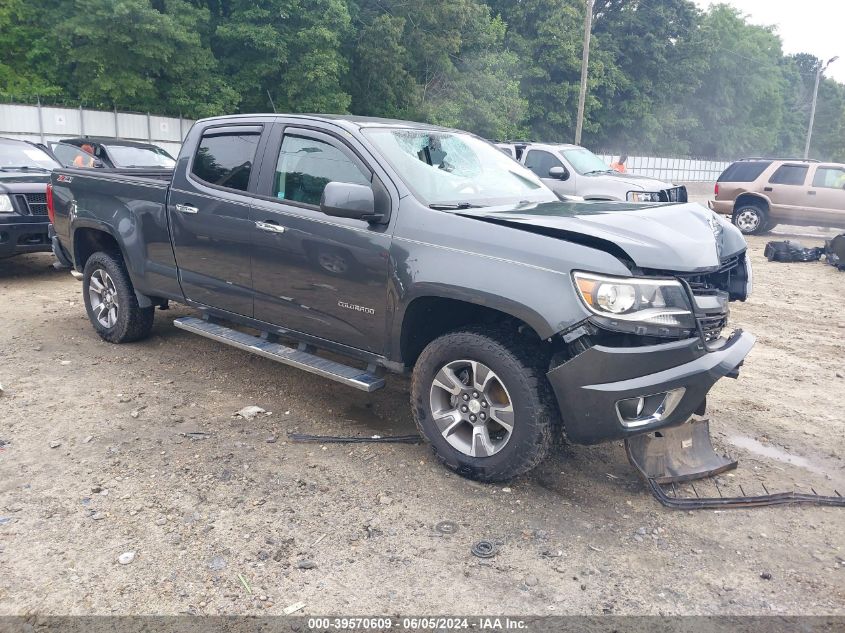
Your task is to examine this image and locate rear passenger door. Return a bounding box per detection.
[808,165,845,225]
[168,124,267,317]
[249,125,393,353]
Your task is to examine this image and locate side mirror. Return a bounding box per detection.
[320,181,378,221]
[549,166,569,181]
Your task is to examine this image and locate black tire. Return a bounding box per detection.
[410,326,558,482]
[82,251,154,343]
[732,203,770,235]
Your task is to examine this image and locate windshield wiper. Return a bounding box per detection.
[428,202,481,210]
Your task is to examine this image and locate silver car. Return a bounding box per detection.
[497,142,687,203]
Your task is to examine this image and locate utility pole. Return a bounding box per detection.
[805,56,839,158]
[574,0,595,146]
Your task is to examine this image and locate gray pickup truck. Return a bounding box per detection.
[49,114,754,482]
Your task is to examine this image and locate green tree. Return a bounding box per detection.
[214,0,352,113]
[349,14,417,119]
[0,0,63,100]
[52,0,235,116]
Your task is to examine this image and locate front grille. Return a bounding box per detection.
[662,185,688,203]
[24,193,49,215]
[698,314,728,342]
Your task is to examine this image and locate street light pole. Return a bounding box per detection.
[574,0,595,146]
[804,56,838,159]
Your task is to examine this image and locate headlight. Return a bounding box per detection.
[627,191,662,202]
[573,272,695,330]
[0,194,13,213]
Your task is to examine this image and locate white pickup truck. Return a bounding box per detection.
[496,142,687,203]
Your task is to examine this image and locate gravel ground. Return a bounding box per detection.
[0,230,843,616]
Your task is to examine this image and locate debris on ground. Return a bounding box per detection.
[237,573,252,594]
[233,406,269,420]
[470,540,498,559]
[434,521,458,535]
[283,602,306,615]
[288,432,420,444]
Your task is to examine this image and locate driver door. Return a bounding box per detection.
[524,149,575,197]
[249,125,392,353]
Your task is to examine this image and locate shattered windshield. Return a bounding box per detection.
[363,128,556,207]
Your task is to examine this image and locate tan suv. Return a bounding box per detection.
[710,158,845,234]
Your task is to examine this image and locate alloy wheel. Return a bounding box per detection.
[88,268,120,328]
[429,359,515,457]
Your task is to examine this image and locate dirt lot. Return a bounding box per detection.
[0,229,843,616]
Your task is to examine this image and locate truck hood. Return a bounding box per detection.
[589,171,672,190]
[0,170,51,194]
[459,200,746,272]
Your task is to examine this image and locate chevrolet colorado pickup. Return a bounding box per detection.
[49,114,755,482]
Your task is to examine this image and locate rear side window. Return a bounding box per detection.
[769,164,809,186]
[192,129,261,192]
[812,166,845,189]
[717,161,771,182]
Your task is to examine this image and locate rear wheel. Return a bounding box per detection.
[83,252,154,343]
[411,327,557,482]
[732,204,770,235]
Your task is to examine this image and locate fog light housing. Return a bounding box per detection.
[616,388,686,429]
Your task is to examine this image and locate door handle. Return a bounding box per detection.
[255,220,286,234]
[174,203,199,214]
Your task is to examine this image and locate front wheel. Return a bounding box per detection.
[410,327,557,482]
[83,251,154,343]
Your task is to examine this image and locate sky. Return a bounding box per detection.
[694,0,845,83]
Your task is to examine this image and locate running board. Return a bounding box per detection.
[173,316,385,392]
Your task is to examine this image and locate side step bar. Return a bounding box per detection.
[173,316,385,392]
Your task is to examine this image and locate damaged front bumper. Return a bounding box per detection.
[547,330,755,444]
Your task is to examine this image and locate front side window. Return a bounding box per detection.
[524,150,563,178]
[192,131,261,192]
[812,166,845,189]
[364,128,553,207]
[273,135,370,206]
[769,164,809,186]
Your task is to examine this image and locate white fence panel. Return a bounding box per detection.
[0,104,40,134]
[42,106,81,135]
[81,109,117,137]
[0,102,192,153]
